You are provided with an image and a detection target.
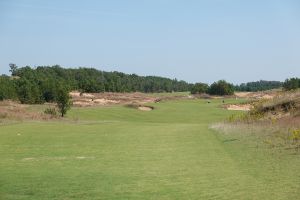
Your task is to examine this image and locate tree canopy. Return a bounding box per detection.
[208,80,234,96]
[235,80,282,92]
[0,65,192,104]
[283,78,300,90]
[2,65,296,104]
[56,87,72,117]
[190,83,209,94]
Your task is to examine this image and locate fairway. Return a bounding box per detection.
[1,99,300,199]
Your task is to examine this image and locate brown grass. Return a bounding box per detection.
[214,90,300,152]
[234,90,280,100]
[70,91,191,107]
[212,115,300,152]
[0,100,57,122]
[252,90,300,118]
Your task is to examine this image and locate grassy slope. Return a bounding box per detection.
[0,99,299,199]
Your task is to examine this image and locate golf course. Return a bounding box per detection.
[1,99,300,200]
[2,1,300,199]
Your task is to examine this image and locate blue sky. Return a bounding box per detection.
[0,0,299,84]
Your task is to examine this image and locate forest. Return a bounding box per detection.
[1,65,297,104]
[234,80,283,92]
[0,65,192,103]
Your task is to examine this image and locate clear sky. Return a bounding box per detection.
[0,0,299,84]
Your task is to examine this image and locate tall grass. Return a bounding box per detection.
[219,90,300,152]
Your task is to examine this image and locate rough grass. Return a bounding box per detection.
[212,117,300,152]
[0,99,300,199]
[253,90,300,116]
[0,101,57,123]
[218,90,300,152]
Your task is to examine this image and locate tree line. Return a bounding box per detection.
[190,80,235,96]
[0,65,192,104]
[2,65,296,107]
[283,78,300,90]
[233,79,300,91]
[191,80,286,95]
[234,80,283,92]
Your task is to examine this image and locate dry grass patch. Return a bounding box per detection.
[234,90,278,100]
[213,116,300,152]
[70,92,158,107]
[0,100,57,122]
[70,91,191,107]
[215,90,300,152]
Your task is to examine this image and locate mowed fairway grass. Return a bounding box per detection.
[1,99,300,199]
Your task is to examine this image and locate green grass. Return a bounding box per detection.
[0,99,300,199]
[145,91,190,97]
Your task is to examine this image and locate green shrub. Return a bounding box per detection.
[283,78,300,90]
[290,129,300,142]
[191,83,208,94]
[208,80,234,96]
[44,107,57,116]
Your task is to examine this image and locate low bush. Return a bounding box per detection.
[44,107,57,116]
[290,129,300,142]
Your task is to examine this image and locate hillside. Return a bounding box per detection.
[214,90,300,152]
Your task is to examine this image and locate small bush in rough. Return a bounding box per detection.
[44,107,57,116]
[290,129,300,142]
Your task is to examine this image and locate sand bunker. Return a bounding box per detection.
[93,99,119,104]
[70,91,159,107]
[260,94,274,99]
[138,106,153,111]
[235,92,276,100]
[226,104,253,111]
[69,91,81,97]
[82,93,95,98]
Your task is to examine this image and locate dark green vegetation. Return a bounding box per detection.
[0,65,192,104]
[0,76,17,101]
[0,65,297,105]
[208,80,234,95]
[188,80,236,96]
[283,78,300,90]
[56,88,72,117]
[1,65,260,105]
[235,80,283,92]
[190,82,208,94]
[1,65,293,105]
[1,99,300,199]
[6,65,192,100]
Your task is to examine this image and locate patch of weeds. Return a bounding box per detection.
[44,107,57,117]
[290,128,300,142]
[226,111,263,124]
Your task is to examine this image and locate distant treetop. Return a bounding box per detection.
[235,80,282,92]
